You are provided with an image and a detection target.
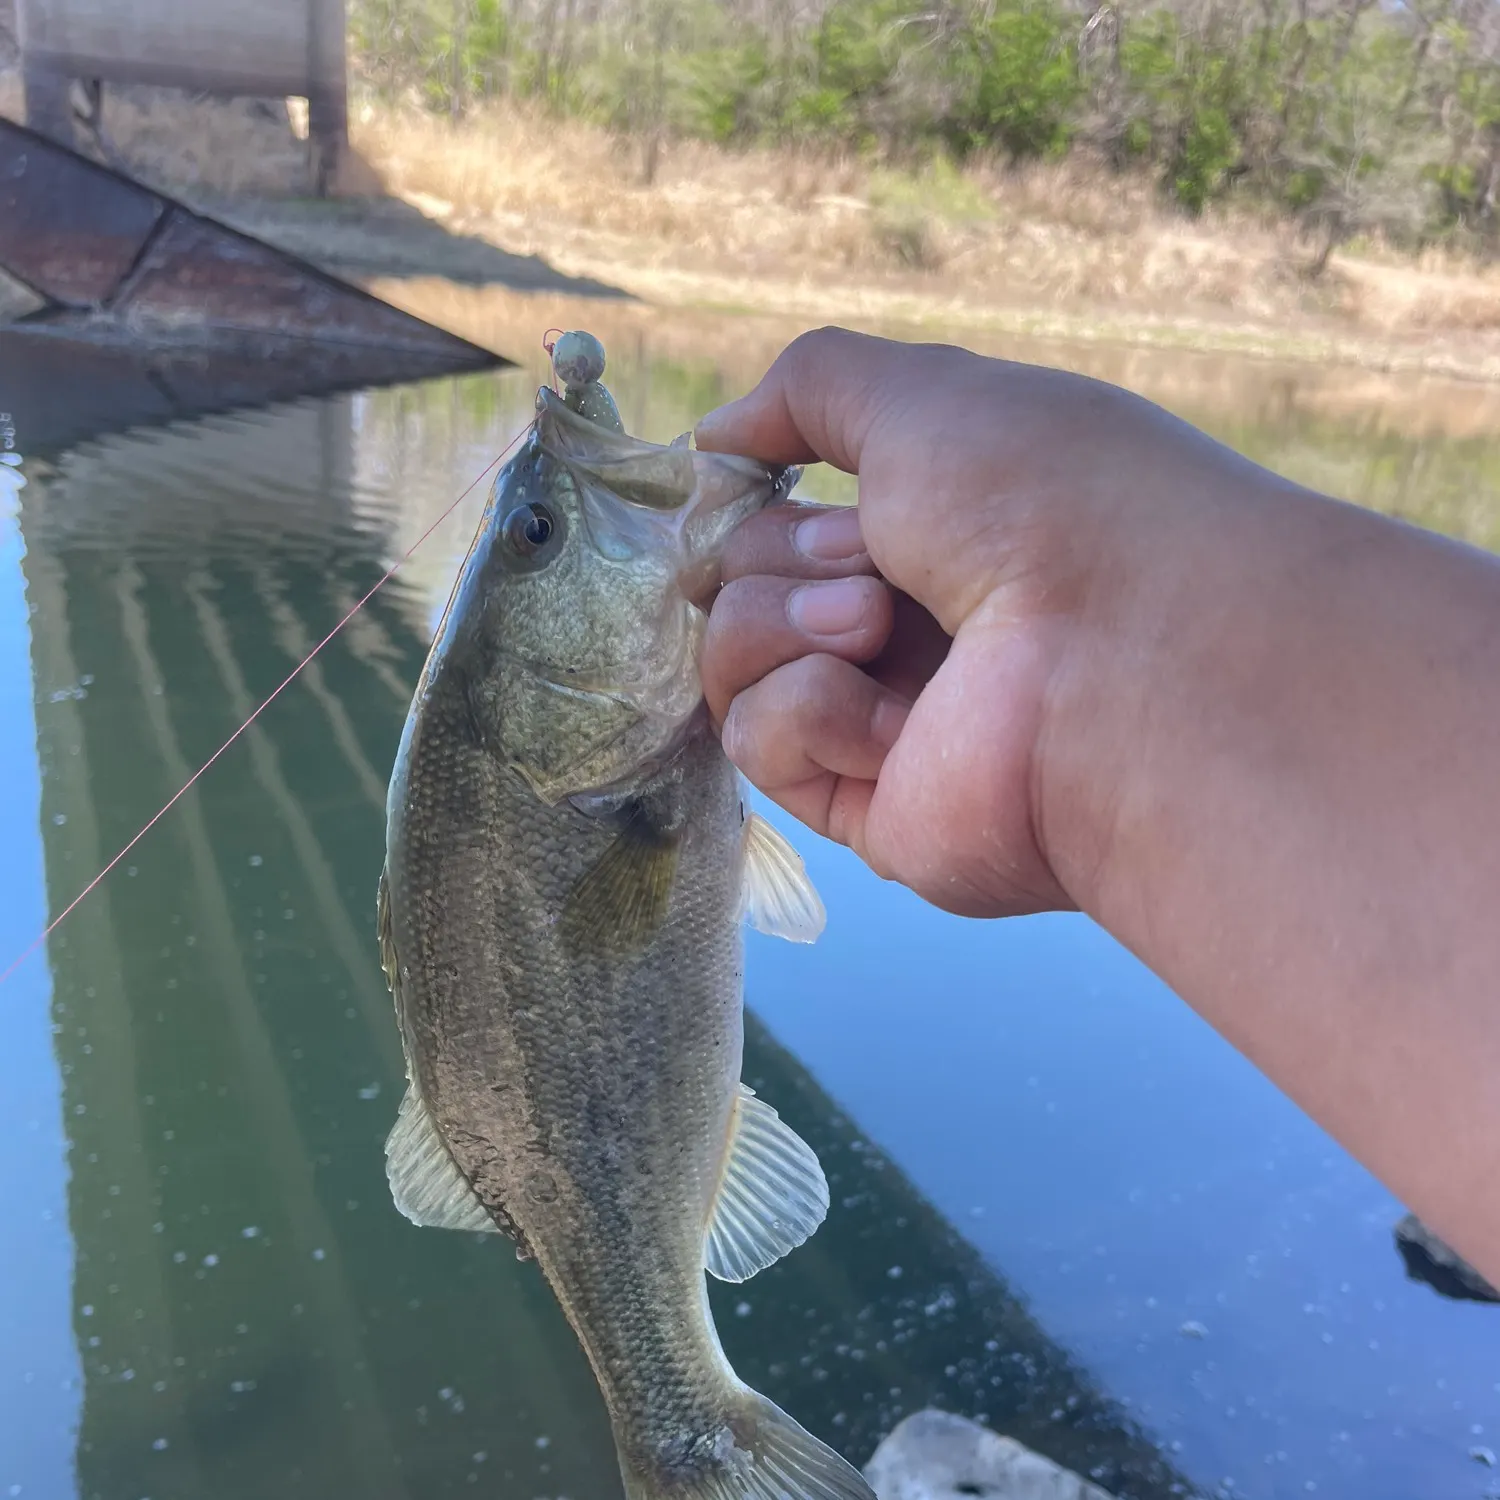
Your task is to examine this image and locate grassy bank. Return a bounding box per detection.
[5,72,1500,378]
[345,101,1500,370]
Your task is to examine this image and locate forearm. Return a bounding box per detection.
[1043,474,1500,1278]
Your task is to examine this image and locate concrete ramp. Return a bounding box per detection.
[0,116,504,371]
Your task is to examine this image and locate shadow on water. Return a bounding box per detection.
[8,376,1193,1500]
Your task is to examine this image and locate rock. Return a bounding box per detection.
[1393,1213,1500,1304]
[865,1409,1117,1500]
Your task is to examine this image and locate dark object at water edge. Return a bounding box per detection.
[1394,1213,1500,1304]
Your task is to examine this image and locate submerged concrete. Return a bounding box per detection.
[866,1410,1119,1500]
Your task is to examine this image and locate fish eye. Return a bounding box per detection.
[502,503,560,565]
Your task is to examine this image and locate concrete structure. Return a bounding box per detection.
[17,0,347,192]
[0,117,502,381]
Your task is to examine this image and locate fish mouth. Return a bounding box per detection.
[535,387,700,513]
[534,384,800,541]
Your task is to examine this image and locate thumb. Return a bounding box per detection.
[694,326,936,474]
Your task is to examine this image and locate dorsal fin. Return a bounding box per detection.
[378,868,504,1238]
[385,1087,499,1235]
[376,867,399,992]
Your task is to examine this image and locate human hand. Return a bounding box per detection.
[694,326,1291,919]
[696,327,1500,1289]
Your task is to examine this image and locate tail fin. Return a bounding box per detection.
[620,1389,876,1500]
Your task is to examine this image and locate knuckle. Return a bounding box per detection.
[779,326,854,389]
[719,698,763,776]
[714,573,791,634]
[720,507,786,577]
[783,654,856,734]
[708,574,755,625]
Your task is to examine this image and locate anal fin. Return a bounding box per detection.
[385,1087,499,1234]
[704,1084,829,1283]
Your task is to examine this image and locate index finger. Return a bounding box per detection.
[694,326,964,473]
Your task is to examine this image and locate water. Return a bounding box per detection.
[1,322,1498,1500]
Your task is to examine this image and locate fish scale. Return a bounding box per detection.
[378,330,875,1500]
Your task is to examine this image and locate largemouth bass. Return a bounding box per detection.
[378,332,877,1500]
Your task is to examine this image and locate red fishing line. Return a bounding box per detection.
[0,427,530,991]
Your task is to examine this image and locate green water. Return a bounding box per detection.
[3,330,1498,1500]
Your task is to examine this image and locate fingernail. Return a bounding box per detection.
[794,508,865,560]
[788,577,872,637]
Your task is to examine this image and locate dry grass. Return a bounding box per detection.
[99,87,316,198]
[3,69,1499,368]
[347,100,1500,345]
[0,69,314,197]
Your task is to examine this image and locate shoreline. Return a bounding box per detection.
[215,185,1500,389]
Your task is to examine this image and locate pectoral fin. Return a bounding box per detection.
[704,1084,829,1283]
[561,820,681,954]
[385,1088,498,1234]
[739,811,826,943]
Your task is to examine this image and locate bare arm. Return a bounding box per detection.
[694,327,1500,1285]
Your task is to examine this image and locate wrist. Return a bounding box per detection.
[1028,455,1333,930]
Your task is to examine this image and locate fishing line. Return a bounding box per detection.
[0,425,532,991]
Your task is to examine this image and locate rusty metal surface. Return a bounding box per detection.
[0,118,503,372]
[117,208,481,351]
[0,121,164,305]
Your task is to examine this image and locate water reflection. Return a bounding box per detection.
[4,324,1499,1500]
[0,436,83,1500]
[8,385,1188,1499]
[367,283,1500,550]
